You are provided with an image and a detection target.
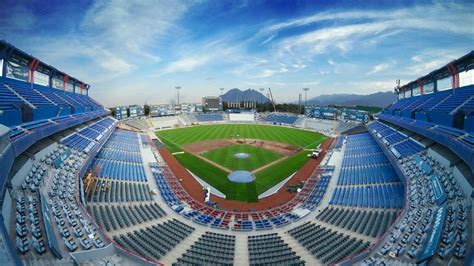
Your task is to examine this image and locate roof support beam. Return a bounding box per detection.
[416,79,424,95]
[447,63,459,89]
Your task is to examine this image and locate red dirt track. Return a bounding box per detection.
[159,137,333,211]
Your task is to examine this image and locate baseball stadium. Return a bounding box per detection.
[0,1,473,266]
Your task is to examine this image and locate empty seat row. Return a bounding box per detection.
[91,203,166,232]
[317,207,398,237]
[114,219,194,261]
[174,232,236,265]
[97,147,142,164]
[248,233,304,265]
[338,163,399,186]
[329,183,404,209]
[87,180,152,203]
[288,222,370,264]
[91,159,146,182]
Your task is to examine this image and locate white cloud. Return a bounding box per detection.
[260,34,277,45]
[81,0,189,59]
[367,63,390,75]
[259,3,473,37]
[161,56,211,75]
[405,48,469,76]
[265,3,473,65]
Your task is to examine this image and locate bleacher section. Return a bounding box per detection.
[386,86,474,124]
[150,163,334,231]
[10,140,112,261]
[379,83,474,171]
[317,207,398,238]
[377,113,474,171]
[87,129,146,182]
[248,233,304,265]
[194,113,224,122]
[330,133,405,209]
[261,113,298,125]
[124,118,149,130]
[90,203,166,232]
[288,222,370,264]
[1,80,103,127]
[330,184,404,209]
[363,151,468,264]
[87,180,152,203]
[61,117,115,153]
[368,121,424,158]
[174,232,235,265]
[113,219,194,262]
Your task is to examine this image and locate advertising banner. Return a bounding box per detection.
[52,78,63,89]
[6,61,29,82]
[34,71,49,86]
[66,82,74,92]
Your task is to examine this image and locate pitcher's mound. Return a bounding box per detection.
[228,171,255,183]
[234,153,250,159]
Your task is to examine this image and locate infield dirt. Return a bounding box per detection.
[183,138,300,157]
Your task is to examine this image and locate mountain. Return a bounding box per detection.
[306,91,397,108]
[221,88,269,103]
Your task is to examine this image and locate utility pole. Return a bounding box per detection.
[175,86,181,105]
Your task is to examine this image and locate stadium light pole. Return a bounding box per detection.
[259,88,265,112]
[220,88,225,109]
[303,88,309,107]
[175,86,181,105]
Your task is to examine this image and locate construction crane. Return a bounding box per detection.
[268,88,277,113]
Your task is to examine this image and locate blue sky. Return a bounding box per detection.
[1,0,472,106]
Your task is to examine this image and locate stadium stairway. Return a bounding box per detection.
[279,232,321,264]
[146,221,202,265]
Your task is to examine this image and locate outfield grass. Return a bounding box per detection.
[157,124,326,202]
[203,144,282,171]
[254,151,309,194]
[157,124,321,148]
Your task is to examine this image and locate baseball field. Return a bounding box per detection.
[156,124,326,202]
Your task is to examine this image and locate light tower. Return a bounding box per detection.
[175,86,181,105]
[220,88,225,109]
[259,88,265,111]
[303,88,309,106]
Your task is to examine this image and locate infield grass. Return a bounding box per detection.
[157,124,326,202]
[203,144,282,171]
